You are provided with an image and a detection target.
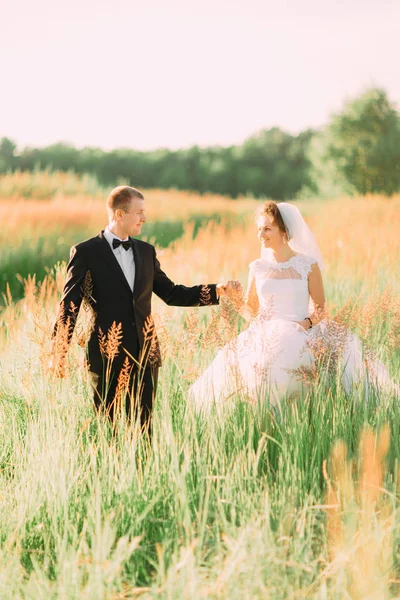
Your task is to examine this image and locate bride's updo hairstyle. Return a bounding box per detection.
[259,201,290,240]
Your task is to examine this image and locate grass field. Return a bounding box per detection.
[0,172,400,598]
[0,172,258,302]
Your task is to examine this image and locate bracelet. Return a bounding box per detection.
[304,317,313,329]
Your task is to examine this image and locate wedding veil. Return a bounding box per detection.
[261,202,325,270]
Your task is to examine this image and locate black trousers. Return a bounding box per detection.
[89,359,159,430]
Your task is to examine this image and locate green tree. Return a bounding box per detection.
[1,129,314,199]
[297,130,354,200]
[0,137,18,172]
[325,88,400,195]
[236,127,314,199]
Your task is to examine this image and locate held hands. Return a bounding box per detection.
[217,280,243,299]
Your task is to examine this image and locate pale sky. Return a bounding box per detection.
[1,0,399,151]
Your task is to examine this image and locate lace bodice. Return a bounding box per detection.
[249,254,316,321]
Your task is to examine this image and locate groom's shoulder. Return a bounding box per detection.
[132,238,155,253]
[69,235,100,256]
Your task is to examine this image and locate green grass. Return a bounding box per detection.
[0,292,399,597]
[0,369,398,597]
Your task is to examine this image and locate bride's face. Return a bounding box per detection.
[257,215,284,248]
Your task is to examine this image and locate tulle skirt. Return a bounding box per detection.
[188,316,397,412]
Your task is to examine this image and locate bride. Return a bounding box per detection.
[188,201,398,411]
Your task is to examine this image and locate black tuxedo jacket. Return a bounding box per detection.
[54,231,219,371]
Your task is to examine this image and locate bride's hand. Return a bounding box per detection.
[294,319,311,331]
[217,280,242,298]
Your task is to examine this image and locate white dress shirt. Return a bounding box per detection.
[104,227,135,292]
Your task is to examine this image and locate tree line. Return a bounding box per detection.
[1,88,400,199]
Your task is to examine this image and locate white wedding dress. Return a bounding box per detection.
[188,253,397,411]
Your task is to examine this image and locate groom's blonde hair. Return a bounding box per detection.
[106,186,144,214]
[260,201,289,238]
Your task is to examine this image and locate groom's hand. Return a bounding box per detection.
[217,280,242,298]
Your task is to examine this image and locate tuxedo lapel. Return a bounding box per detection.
[96,232,133,294]
[130,238,142,298]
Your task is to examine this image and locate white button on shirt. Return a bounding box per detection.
[104,227,135,292]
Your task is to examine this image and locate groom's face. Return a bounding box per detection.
[118,197,147,237]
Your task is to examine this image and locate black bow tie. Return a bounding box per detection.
[112,238,131,251]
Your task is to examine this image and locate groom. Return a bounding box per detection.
[52,185,233,428]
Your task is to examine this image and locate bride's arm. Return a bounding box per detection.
[297,263,327,330]
[236,270,259,321]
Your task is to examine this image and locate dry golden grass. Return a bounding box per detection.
[309,195,400,280]
[0,169,104,199]
[0,186,259,244]
[2,194,399,362]
[321,425,394,599]
[1,170,398,272]
[2,170,398,287]
[151,195,400,290]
